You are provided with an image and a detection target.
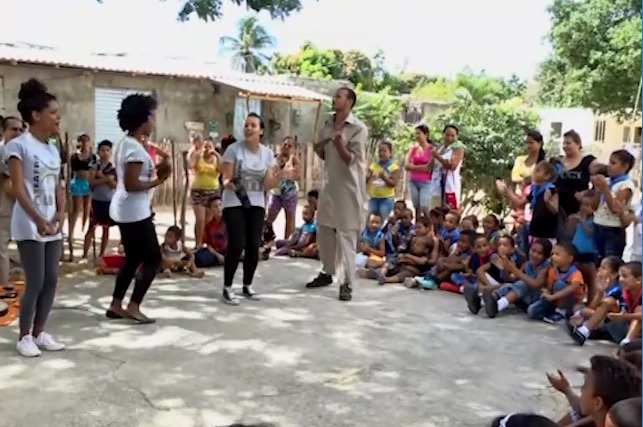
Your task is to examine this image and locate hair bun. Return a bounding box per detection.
[18,78,48,101]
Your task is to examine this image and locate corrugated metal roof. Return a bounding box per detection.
[213,75,330,102]
[0,43,220,79]
[0,43,330,102]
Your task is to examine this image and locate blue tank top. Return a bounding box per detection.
[572,218,595,254]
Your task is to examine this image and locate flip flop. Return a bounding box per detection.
[105,309,125,319]
[128,313,156,324]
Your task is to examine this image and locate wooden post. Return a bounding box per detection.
[179,150,189,243]
[169,138,177,226]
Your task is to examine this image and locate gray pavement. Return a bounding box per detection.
[0,254,613,427]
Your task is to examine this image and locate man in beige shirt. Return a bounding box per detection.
[305,87,368,301]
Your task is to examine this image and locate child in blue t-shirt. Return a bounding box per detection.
[275,205,317,257]
[568,190,599,302]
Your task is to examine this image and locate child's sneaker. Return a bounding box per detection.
[463,286,481,315]
[542,312,564,324]
[416,277,437,290]
[482,290,499,318]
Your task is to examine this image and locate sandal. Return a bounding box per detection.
[127,312,156,324]
[105,309,125,319]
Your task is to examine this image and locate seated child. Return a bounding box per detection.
[428,207,447,236]
[568,256,622,326]
[307,189,319,213]
[259,220,277,261]
[567,261,642,346]
[568,190,599,302]
[413,229,477,290]
[481,238,552,318]
[356,212,385,269]
[490,414,558,427]
[446,234,492,294]
[275,205,317,258]
[195,197,227,268]
[496,160,559,245]
[382,200,407,258]
[95,242,125,275]
[391,208,415,253]
[375,235,434,285]
[464,234,525,315]
[437,210,460,254]
[482,214,501,248]
[606,397,642,427]
[548,353,642,427]
[526,241,584,322]
[576,355,642,427]
[460,214,479,232]
[160,226,203,278]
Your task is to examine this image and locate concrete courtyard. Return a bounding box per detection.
[0,209,617,427]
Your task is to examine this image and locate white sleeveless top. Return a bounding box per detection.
[163,241,184,262]
[430,141,464,202]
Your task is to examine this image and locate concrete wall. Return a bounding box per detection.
[0,63,236,143]
[536,107,594,154]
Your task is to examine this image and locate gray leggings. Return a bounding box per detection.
[18,239,62,332]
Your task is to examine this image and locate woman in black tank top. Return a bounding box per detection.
[554,130,603,217]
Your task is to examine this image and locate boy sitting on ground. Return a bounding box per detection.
[567,261,642,346]
[412,229,477,290]
[160,226,204,278]
[195,197,227,268]
[375,236,434,285]
[275,205,317,258]
[437,210,460,254]
[445,234,492,294]
[356,212,386,269]
[527,241,584,323]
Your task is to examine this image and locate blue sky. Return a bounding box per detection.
[0,0,553,78]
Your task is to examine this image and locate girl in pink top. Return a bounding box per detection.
[405,124,432,219]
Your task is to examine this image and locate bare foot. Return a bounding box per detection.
[162,269,172,278]
[190,270,204,278]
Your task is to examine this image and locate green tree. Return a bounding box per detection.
[219,15,275,73]
[271,43,344,79]
[352,89,414,162]
[412,71,526,104]
[429,97,540,213]
[536,0,642,116]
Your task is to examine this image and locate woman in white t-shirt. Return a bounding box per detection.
[107,94,170,324]
[5,79,64,358]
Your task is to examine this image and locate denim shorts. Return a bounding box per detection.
[594,225,626,259]
[368,198,394,221]
[408,180,432,209]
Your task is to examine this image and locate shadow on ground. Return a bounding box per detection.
[0,257,612,427]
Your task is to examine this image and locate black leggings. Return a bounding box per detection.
[222,206,264,288]
[113,216,162,304]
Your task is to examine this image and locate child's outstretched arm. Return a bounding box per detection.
[181,244,195,261]
[503,257,547,289]
[495,180,528,208]
[475,263,492,286]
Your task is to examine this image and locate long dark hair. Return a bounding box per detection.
[526,130,545,162]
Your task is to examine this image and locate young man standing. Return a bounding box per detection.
[305,87,368,301]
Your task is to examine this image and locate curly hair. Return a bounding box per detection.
[17,78,56,125]
[117,93,157,133]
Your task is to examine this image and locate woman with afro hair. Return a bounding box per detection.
[106,93,170,323]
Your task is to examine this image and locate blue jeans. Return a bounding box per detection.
[408,180,432,209]
[496,280,541,306]
[594,224,626,259]
[451,272,476,288]
[526,280,574,320]
[194,247,223,268]
[368,197,394,222]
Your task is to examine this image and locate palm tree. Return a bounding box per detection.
[219,15,275,73]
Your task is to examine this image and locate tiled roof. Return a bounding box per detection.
[0,43,330,102]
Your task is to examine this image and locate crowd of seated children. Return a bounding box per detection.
[544,351,641,427]
[411,229,477,290]
[480,238,553,318]
[160,226,204,278]
[566,260,642,347]
[274,204,318,258]
[195,197,227,268]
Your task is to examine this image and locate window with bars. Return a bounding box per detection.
[594,120,606,143]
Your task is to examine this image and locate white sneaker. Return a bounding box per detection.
[35,332,65,352]
[16,335,41,358]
